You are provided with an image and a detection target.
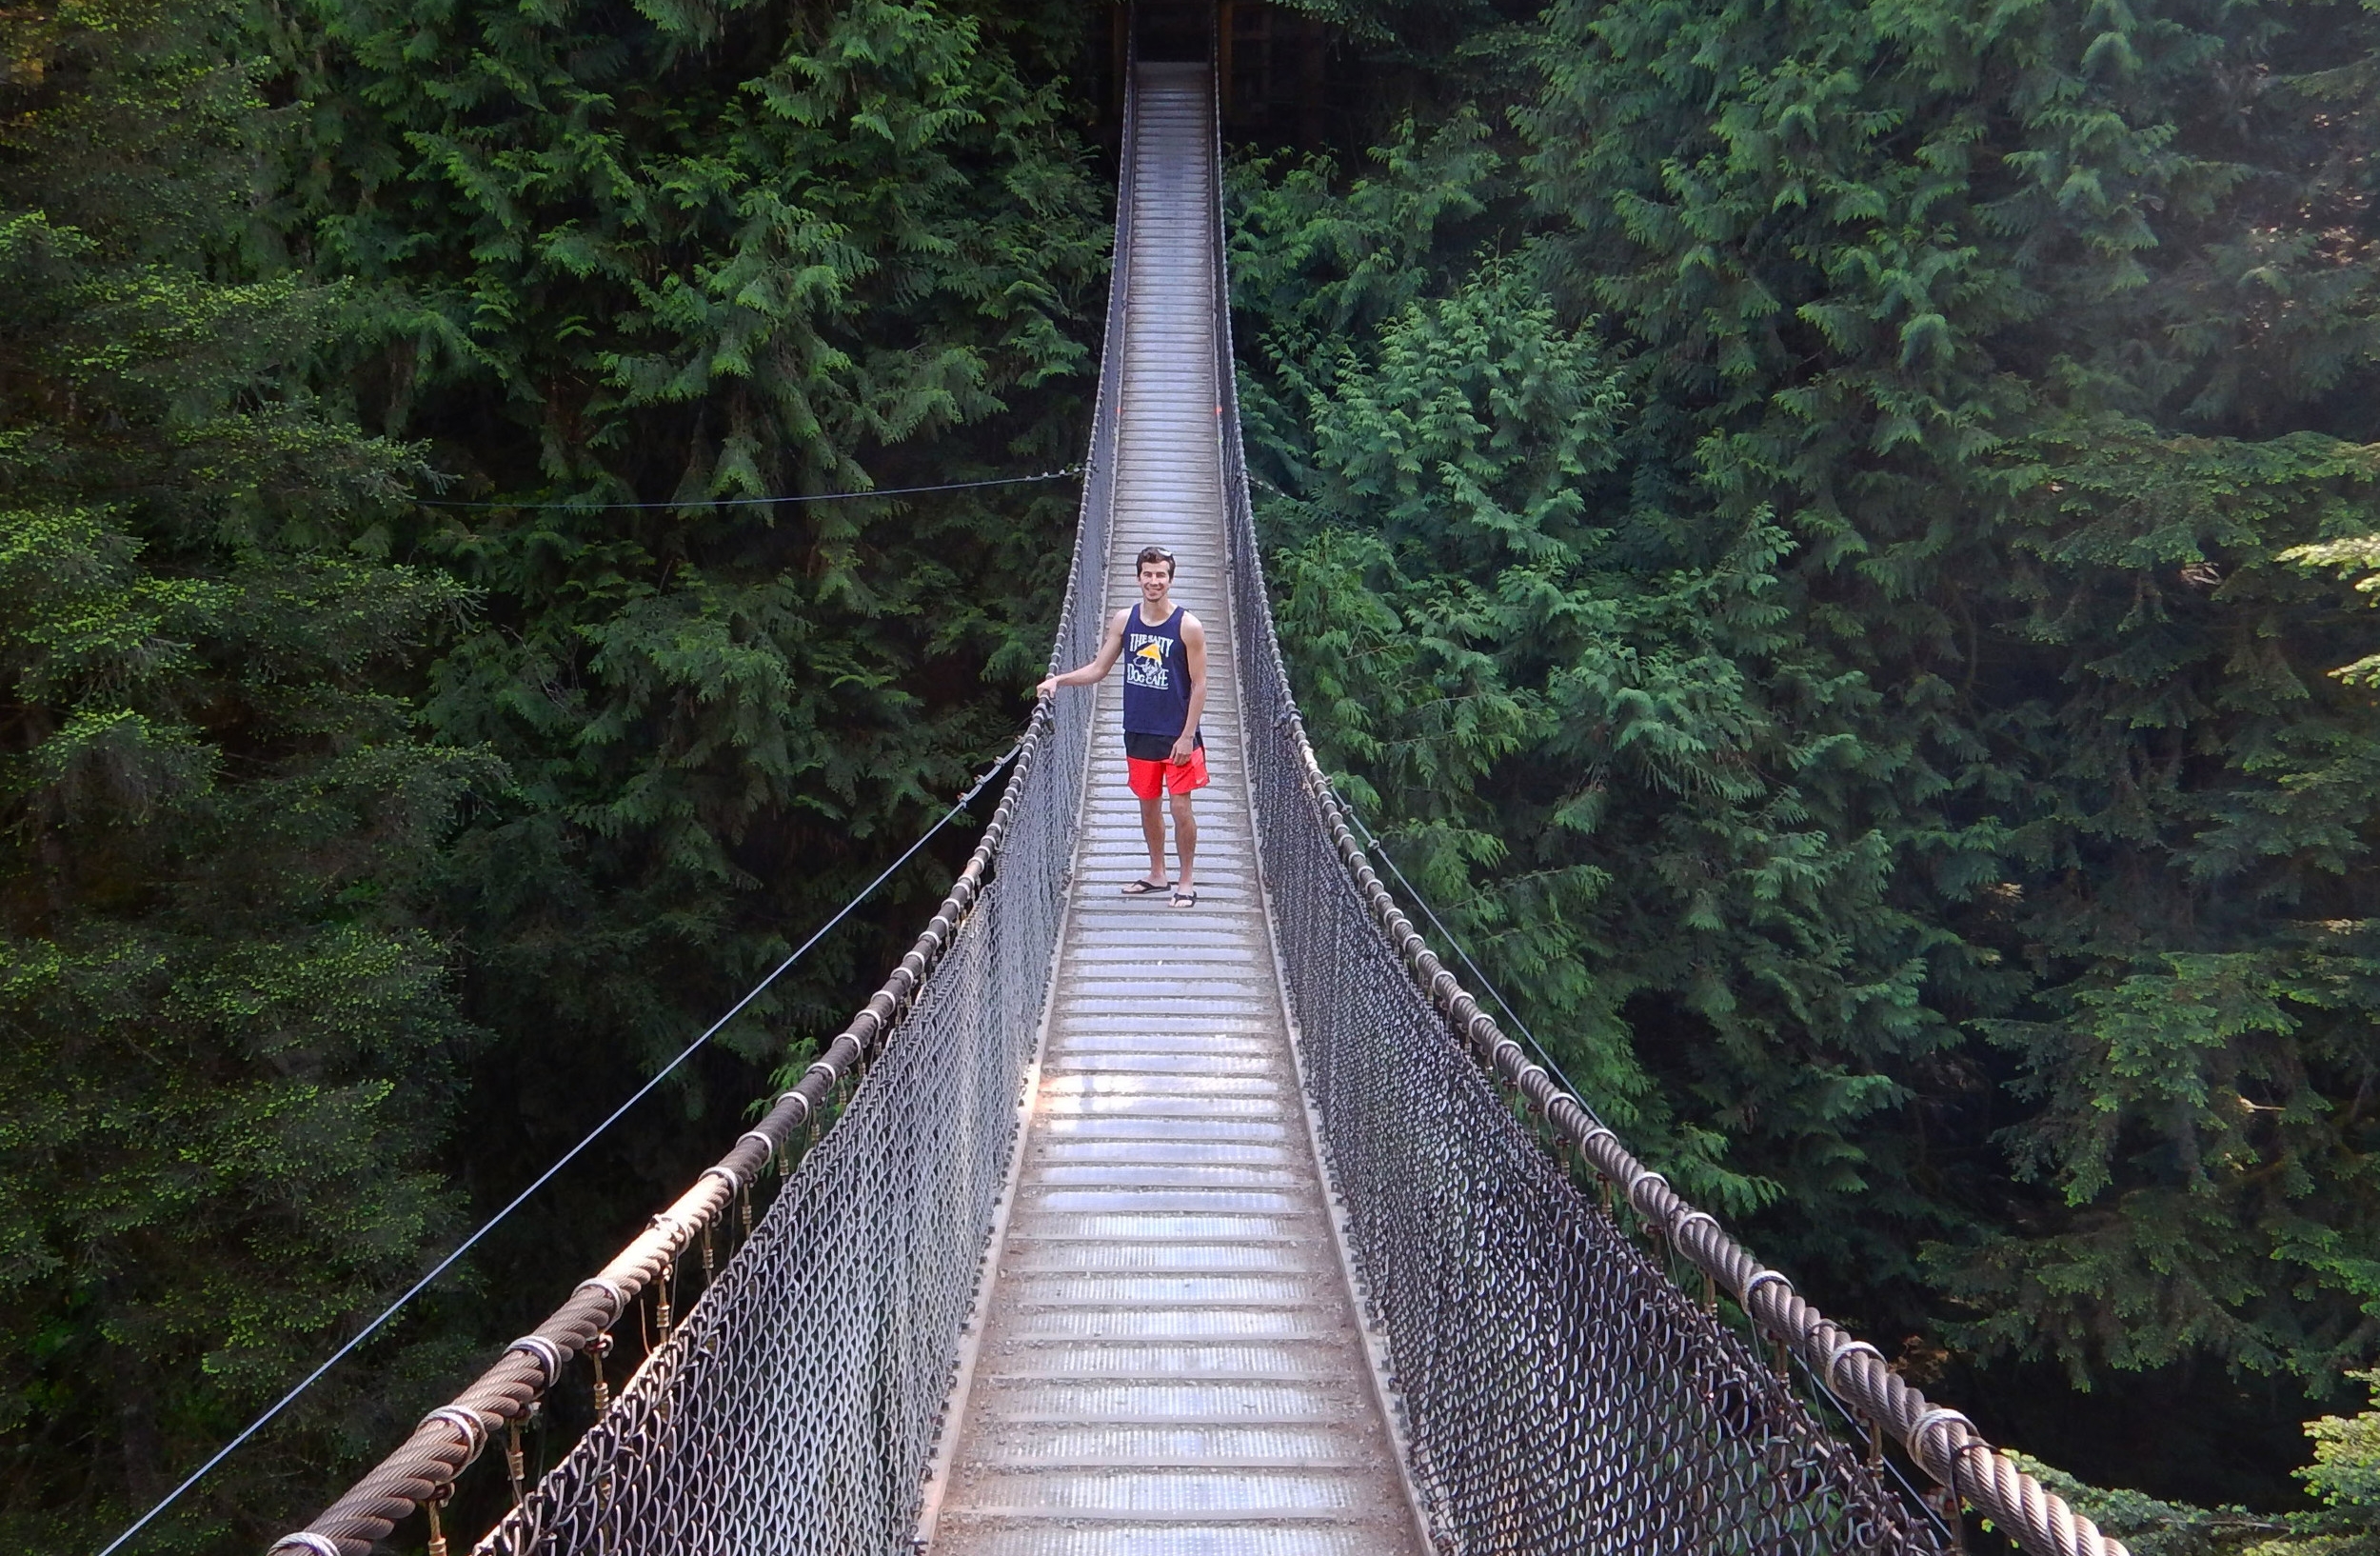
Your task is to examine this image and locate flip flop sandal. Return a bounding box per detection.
[1170,889,1198,909]
[1120,879,1171,896]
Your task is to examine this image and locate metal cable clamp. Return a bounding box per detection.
[1738,1268,1794,1311]
[1907,1406,1983,1483]
[420,1406,489,1466]
[506,1335,566,1386]
[1822,1337,1887,1394]
[575,1277,629,1319]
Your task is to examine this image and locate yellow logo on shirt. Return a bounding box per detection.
[1125,633,1171,690]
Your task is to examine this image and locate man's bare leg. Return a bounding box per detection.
[1137,795,1168,888]
[1170,791,1198,898]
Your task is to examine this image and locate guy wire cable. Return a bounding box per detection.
[1342,795,1960,1541]
[412,466,1081,511]
[1337,797,1598,1118]
[1795,1348,1964,1539]
[91,732,1029,1556]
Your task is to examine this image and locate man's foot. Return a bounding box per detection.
[1121,878,1170,896]
[1170,888,1198,909]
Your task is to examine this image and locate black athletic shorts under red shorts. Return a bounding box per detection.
[1124,730,1209,799]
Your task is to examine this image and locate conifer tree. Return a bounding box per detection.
[254,0,1108,1215]
[0,2,492,1546]
[1235,0,2380,1498]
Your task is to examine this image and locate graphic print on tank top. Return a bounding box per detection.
[1121,605,1196,738]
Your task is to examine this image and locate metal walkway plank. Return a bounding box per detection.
[919,63,1425,1556]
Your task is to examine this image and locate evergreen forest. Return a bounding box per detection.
[4,0,2379,1550]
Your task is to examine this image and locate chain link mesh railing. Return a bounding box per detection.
[272,37,2129,1556]
[464,813,1061,1556]
[1199,44,2127,1556]
[264,70,1136,1556]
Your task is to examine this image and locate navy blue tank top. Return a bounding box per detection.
[1121,605,1197,739]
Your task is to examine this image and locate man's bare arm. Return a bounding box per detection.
[1036,608,1131,698]
[1171,612,1208,764]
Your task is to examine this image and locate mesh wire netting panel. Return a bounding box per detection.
[1240,781,1940,1554]
[1204,101,1943,1556]
[467,95,1133,1554]
[476,852,1059,1556]
[472,56,1942,1556]
[475,569,1099,1556]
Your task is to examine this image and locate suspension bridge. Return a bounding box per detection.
[265,45,2127,1556]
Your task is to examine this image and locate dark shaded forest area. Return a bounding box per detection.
[3,0,2377,1550]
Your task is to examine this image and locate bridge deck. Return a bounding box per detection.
[919,64,1426,1556]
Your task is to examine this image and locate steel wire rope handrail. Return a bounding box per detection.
[249,737,1036,1556]
[256,25,1144,1554]
[1200,50,2129,1556]
[94,741,1023,1556]
[1335,800,1966,1546]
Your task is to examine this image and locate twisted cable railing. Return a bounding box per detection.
[1199,47,2128,1556]
[263,59,1137,1556]
[265,732,1039,1556]
[265,37,2127,1556]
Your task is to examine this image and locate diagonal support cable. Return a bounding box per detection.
[98,739,1028,1556]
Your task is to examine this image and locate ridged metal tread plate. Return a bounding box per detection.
[924,63,1420,1556]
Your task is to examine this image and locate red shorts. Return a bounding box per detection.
[1127,745,1210,799]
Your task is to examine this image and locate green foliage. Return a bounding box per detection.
[2283,535,2380,686]
[0,2,494,1546]
[261,0,1107,1082]
[2007,1370,2380,1552]
[2292,1370,2380,1552]
[1232,0,2380,1489]
[1,0,1109,1543]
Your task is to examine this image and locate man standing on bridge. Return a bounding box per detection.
[1037,545,1209,908]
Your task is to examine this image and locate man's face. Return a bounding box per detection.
[1138,561,1173,601]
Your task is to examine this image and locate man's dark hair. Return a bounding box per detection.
[1136,545,1177,578]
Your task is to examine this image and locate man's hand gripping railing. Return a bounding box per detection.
[265,708,1055,1556]
[1285,734,2131,1556]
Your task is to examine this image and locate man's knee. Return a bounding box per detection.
[1168,793,1195,820]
